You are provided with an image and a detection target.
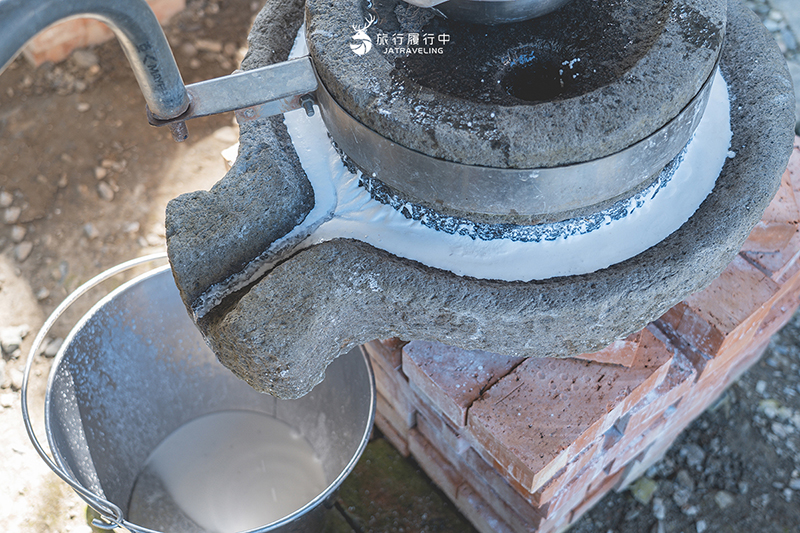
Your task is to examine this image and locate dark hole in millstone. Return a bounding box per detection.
[367,0,671,106]
[499,42,576,102]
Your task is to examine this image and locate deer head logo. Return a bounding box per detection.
[350,14,376,56]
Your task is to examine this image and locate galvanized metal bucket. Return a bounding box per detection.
[22,255,375,533]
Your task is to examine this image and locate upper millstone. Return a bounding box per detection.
[307,0,726,169]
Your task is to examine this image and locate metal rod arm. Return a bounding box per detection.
[0,0,189,121]
[146,57,319,126]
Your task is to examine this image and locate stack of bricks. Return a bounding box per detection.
[21,0,185,66]
[361,138,800,533]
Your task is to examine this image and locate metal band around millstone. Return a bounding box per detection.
[316,61,719,219]
[432,0,575,24]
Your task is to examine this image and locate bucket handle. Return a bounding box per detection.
[21,252,169,531]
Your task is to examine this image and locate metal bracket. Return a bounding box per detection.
[147,56,318,140]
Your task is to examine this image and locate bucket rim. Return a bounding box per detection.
[39,260,376,533]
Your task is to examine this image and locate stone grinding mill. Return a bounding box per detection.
[164,0,794,400]
[0,0,796,530]
[2,0,788,400]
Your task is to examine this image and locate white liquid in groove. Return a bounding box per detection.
[279,68,732,282]
[128,411,326,533]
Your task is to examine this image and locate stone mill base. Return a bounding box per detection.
[361,139,800,533]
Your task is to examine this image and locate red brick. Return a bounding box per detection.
[774,139,800,283]
[24,25,84,64]
[603,432,645,477]
[618,351,697,438]
[543,465,598,521]
[741,221,798,256]
[656,256,788,384]
[760,251,800,310]
[599,422,625,455]
[535,512,570,533]
[412,394,471,455]
[741,163,800,256]
[563,327,675,456]
[721,338,771,391]
[462,445,546,509]
[369,146,800,531]
[413,410,465,462]
[670,372,730,426]
[605,408,680,478]
[605,399,681,477]
[694,271,800,389]
[615,420,690,491]
[614,447,654,492]
[569,467,627,526]
[613,326,679,415]
[455,484,518,533]
[587,460,624,496]
[571,332,641,367]
[785,137,800,193]
[402,340,522,428]
[415,407,550,529]
[83,20,114,47]
[672,255,779,369]
[467,330,674,494]
[370,350,416,428]
[374,410,409,457]
[363,338,404,373]
[408,429,462,500]
[659,303,688,331]
[417,414,543,531]
[697,323,773,391]
[497,442,603,514]
[149,0,186,22]
[700,331,772,390]
[457,427,559,511]
[771,232,800,285]
[742,138,800,282]
[610,247,799,492]
[530,444,603,511]
[376,392,412,438]
[753,269,800,341]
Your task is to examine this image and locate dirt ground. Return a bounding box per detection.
[1,1,799,532]
[0,1,260,531]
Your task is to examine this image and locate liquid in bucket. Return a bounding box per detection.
[128,410,327,533]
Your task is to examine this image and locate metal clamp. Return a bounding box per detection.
[147,57,318,135]
[21,253,169,533]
